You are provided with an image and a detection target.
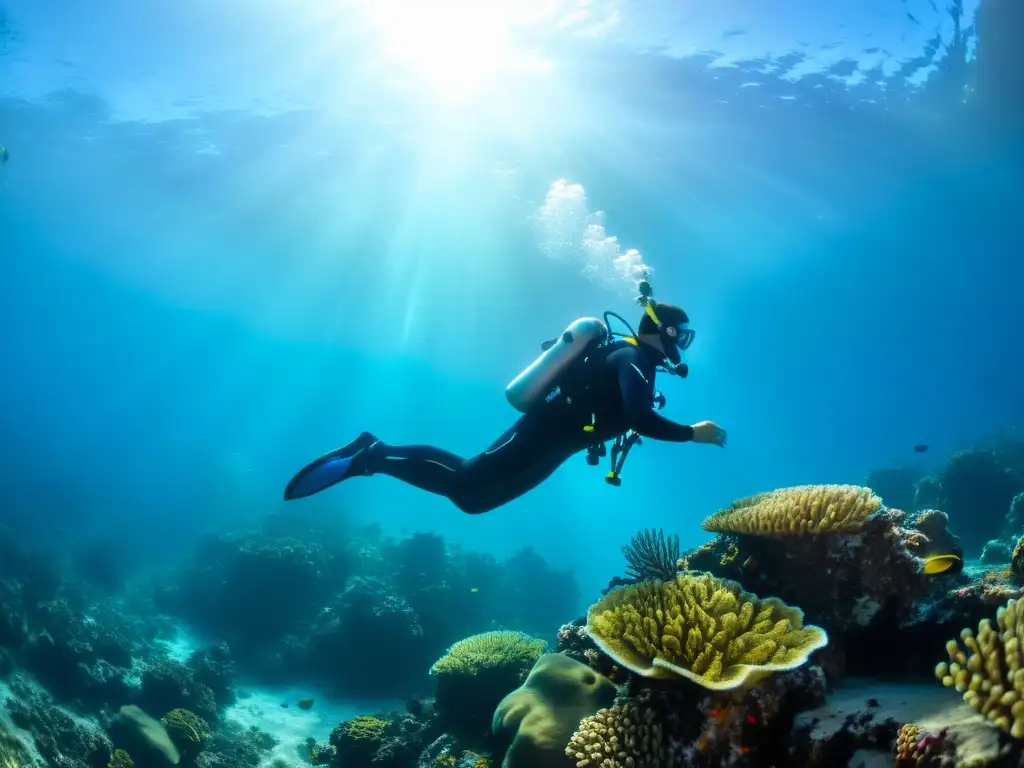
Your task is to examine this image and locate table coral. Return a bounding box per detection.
[585,572,828,690]
[701,484,882,536]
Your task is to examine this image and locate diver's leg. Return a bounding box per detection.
[373,414,578,514]
[360,422,524,504]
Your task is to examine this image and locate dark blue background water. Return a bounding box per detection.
[0,0,1021,602]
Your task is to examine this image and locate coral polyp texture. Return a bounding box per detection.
[701,484,883,536]
[584,572,829,690]
[935,597,1024,738]
[430,631,547,678]
[565,700,665,768]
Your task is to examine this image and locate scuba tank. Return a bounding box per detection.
[505,317,607,413]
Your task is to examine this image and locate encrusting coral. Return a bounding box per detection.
[935,596,1024,738]
[701,484,882,536]
[585,572,829,690]
[566,700,665,768]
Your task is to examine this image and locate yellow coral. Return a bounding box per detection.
[935,597,1024,739]
[1,727,34,768]
[340,715,388,742]
[585,572,829,690]
[701,484,882,535]
[566,701,664,767]
[161,708,208,754]
[430,630,546,677]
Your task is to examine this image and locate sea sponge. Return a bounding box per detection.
[935,597,1024,738]
[566,701,664,767]
[701,484,882,535]
[161,709,209,762]
[585,572,828,690]
[493,653,616,768]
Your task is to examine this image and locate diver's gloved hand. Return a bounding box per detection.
[692,421,727,447]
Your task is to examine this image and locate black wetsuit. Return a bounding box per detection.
[358,341,695,514]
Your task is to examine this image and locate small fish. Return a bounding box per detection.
[913,444,929,453]
[923,552,963,575]
[0,145,7,164]
[469,587,479,593]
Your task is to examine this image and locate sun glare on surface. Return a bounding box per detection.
[363,0,554,101]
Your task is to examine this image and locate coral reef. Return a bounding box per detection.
[430,631,546,748]
[13,434,1024,768]
[701,484,883,535]
[678,506,986,680]
[940,449,1022,554]
[585,572,828,689]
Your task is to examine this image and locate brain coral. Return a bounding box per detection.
[701,484,882,536]
[585,572,828,690]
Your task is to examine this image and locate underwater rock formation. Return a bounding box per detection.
[940,448,1022,554]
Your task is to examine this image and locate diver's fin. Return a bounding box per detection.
[284,432,378,500]
[922,553,962,575]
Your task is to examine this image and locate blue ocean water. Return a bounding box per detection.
[0,0,1023,763]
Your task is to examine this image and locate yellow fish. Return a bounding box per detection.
[922,553,962,576]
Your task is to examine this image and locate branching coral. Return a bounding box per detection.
[701,484,882,536]
[566,700,665,767]
[622,528,680,582]
[106,749,133,768]
[161,708,208,762]
[935,597,1024,738]
[585,572,829,690]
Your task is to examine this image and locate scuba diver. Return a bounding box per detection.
[284,279,727,514]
